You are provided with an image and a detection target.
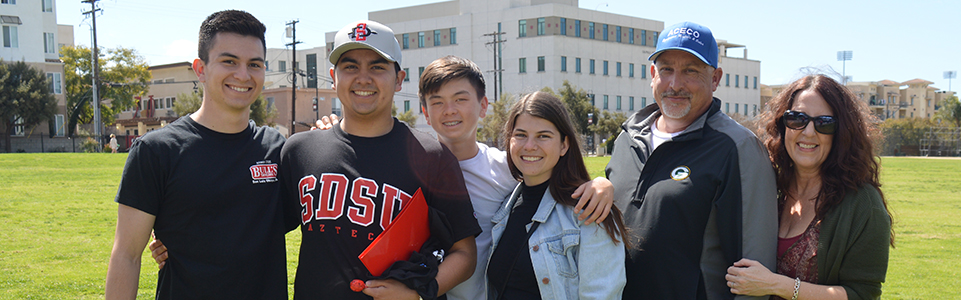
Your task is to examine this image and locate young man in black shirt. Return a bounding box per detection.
[105,10,291,299]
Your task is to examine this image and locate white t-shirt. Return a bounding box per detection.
[446,142,518,300]
[650,118,683,151]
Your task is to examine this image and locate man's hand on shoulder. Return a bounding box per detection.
[312,114,341,130]
[572,176,615,224]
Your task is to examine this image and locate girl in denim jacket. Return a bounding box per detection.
[486,91,628,300]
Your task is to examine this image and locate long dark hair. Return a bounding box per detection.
[503,91,628,243]
[759,75,894,246]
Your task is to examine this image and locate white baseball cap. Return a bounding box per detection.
[328,20,402,66]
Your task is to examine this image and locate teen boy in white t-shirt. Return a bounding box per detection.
[418,55,615,300]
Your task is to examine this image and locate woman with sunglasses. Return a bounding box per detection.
[724,75,893,300]
[487,91,628,300]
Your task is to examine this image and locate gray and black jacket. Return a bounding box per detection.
[606,98,777,300]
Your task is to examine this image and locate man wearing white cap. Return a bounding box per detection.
[606,22,777,300]
[279,20,480,300]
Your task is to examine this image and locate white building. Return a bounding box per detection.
[324,0,762,134]
[1,0,69,140]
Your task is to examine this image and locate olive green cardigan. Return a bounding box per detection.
[817,184,892,300]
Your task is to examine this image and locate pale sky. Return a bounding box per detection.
[56,0,961,91]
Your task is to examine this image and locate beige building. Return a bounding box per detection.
[262,87,338,136]
[763,78,955,121]
[325,0,762,134]
[1,0,69,139]
[113,62,196,140]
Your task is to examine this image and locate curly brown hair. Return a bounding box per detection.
[758,75,894,246]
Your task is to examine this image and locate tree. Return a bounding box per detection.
[173,88,277,127]
[477,93,514,148]
[396,109,418,127]
[61,45,151,136]
[173,89,202,117]
[390,104,418,127]
[0,60,58,153]
[935,95,961,127]
[589,110,628,154]
[249,95,277,127]
[554,80,596,136]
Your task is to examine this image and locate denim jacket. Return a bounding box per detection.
[488,183,626,300]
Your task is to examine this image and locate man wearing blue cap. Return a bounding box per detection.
[606,22,777,299]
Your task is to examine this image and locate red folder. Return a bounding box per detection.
[359,188,430,277]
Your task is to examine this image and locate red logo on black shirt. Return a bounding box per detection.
[250,163,278,183]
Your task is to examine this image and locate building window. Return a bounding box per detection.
[616,26,622,42]
[54,114,64,137]
[641,29,647,46]
[616,62,622,77]
[575,57,581,73]
[44,32,55,53]
[418,32,425,47]
[628,28,634,44]
[42,0,53,11]
[266,97,275,110]
[642,97,647,108]
[629,96,635,111]
[725,74,730,86]
[434,30,441,46]
[2,25,18,48]
[46,72,61,94]
[588,22,595,39]
[279,60,286,72]
[629,63,634,78]
[603,95,609,110]
[652,31,658,46]
[560,56,567,72]
[744,104,749,115]
[603,60,609,76]
[725,102,730,113]
[167,97,175,109]
[404,100,410,112]
[616,96,622,110]
[754,77,758,89]
[589,59,595,74]
[588,94,595,107]
[537,56,545,72]
[560,18,566,35]
[753,105,758,116]
[403,68,410,82]
[735,103,739,114]
[450,28,456,44]
[602,24,609,41]
[1,0,17,4]
[419,66,425,78]
[519,57,527,73]
[519,20,527,37]
[735,75,740,88]
[402,33,409,49]
[641,64,647,78]
[745,76,749,89]
[574,20,581,37]
[537,18,545,36]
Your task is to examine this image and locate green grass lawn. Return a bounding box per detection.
[1,154,957,299]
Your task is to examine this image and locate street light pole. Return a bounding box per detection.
[837,50,853,85]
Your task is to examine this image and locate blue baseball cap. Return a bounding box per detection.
[648,22,718,68]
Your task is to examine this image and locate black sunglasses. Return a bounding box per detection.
[782,111,837,135]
